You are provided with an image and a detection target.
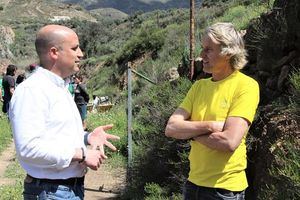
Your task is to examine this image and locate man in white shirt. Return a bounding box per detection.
[9,24,120,200]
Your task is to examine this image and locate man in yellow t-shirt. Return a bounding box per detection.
[165,22,259,200]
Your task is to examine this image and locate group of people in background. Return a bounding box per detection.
[68,74,90,130]
[0,63,37,115]
[0,62,91,130]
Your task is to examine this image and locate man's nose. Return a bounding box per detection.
[77,48,84,58]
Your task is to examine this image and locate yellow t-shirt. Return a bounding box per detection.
[180,70,259,191]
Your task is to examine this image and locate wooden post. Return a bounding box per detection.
[190,0,195,80]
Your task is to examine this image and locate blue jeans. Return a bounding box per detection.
[77,104,87,120]
[23,178,84,200]
[183,181,245,200]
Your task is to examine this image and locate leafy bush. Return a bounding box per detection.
[259,139,300,200]
[115,25,167,68]
[123,78,192,199]
[87,103,128,156]
[289,68,300,112]
[216,3,269,30]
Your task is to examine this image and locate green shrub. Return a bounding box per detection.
[123,78,192,199]
[144,183,166,200]
[115,25,167,69]
[259,139,300,200]
[289,68,300,112]
[87,103,128,156]
[216,4,269,30]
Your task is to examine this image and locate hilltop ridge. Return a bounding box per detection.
[55,0,201,14]
[0,0,96,24]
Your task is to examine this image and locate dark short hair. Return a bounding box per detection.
[6,64,17,76]
[16,74,26,84]
[29,63,37,72]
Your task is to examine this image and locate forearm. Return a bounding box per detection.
[194,132,234,152]
[165,120,213,140]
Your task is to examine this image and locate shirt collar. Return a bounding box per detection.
[37,66,70,88]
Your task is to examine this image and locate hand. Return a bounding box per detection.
[88,124,120,159]
[84,149,103,170]
[209,121,225,133]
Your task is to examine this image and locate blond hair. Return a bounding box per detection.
[204,22,247,70]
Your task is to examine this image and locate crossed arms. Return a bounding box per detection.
[165,108,249,152]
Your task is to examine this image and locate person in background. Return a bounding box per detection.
[68,75,75,98]
[165,22,260,200]
[16,73,26,86]
[92,95,100,112]
[26,63,38,77]
[2,64,17,114]
[9,24,119,200]
[0,74,4,102]
[74,74,89,130]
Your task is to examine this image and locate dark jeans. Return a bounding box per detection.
[183,181,245,200]
[23,176,84,200]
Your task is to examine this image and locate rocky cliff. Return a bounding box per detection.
[0,25,15,73]
[244,0,300,198]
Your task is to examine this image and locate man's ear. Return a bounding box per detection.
[49,47,59,60]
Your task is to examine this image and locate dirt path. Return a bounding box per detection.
[0,142,126,199]
[84,163,126,200]
[0,140,15,186]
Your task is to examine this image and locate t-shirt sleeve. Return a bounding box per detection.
[179,81,199,114]
[228,79,260,123]
[8,76,15,87]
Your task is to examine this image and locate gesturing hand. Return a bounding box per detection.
[88,124,120,159]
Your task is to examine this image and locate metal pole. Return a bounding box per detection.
[131,69,157,85]
[127,65,133,175]
[190,0,195,80]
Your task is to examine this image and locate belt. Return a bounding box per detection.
[26,174,85,186]
[186,180,243,196]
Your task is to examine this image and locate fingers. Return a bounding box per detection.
[106,133,120,141]
[86,149,105,170]
[98,145,108,159]
[105,141,117,151]
[99,124,113,131]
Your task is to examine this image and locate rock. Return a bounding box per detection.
[244,0,300,104]
[165,67,179,81]
[0,25,15,59]
[274,51,297,71]
[277,65,290,91]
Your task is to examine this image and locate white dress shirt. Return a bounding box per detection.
[9,67,86,179]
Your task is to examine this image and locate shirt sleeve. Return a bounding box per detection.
[228,79,260,123]
[179,81,199,114]
[8,76,15,88]
[9,86,75,170]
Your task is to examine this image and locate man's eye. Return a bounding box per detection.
[72,46,79,51]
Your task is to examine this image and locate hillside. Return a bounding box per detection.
[0,0,98,70]
[56,0,201,14]
[0,0,96,24]
[90,8,128,21]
